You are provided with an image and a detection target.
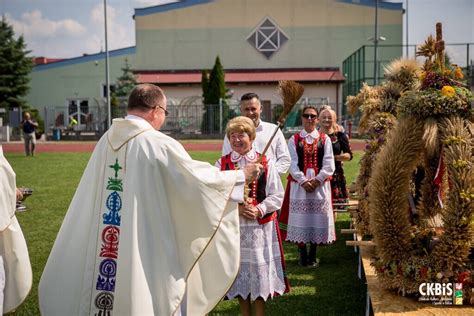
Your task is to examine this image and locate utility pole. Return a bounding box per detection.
[373,0,379,85]
[104,0,111,129]
[406,0,409,57]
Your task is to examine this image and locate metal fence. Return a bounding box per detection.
[0,126,10,142]
[43,103,231,137]
[42,101,345,139]
[342,43,474,124]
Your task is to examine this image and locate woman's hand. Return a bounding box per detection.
[302,181,315,192]
[310,179,321,188]
[335,153,351,161]
[240,204,261,220]
[238,204,246,217]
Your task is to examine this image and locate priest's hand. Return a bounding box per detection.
[242,163,263,183]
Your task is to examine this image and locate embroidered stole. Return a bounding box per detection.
[90,146,126,316]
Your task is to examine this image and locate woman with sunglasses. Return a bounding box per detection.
[280,106,336,267]
[318,108,353,209]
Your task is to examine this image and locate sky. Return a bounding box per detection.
[1,0,473,63]
[0,0,178,58]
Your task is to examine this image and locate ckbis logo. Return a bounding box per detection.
[419,283,453,296]
[418,282,462,305]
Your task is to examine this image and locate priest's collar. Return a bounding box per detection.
[107,118,154,151]
[125,114,147,121]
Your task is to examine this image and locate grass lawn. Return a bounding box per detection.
[6,150,365,315]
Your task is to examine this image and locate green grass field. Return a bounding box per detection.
[7,150,364,315]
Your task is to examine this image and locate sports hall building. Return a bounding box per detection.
[26,0,403,135]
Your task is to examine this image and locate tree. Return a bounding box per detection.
[0,18,33,114]
[207,56,226,105]
[114,58,137,98]
[201,70,210,104]
[201,56,232,133]
[111,58,137,118]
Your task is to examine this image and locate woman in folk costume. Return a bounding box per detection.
[279,106,335,267]
[216,116,289,316]
[0,145,32,314]
[318,108,353,206]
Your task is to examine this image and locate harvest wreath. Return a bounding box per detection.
[367,23,473,301]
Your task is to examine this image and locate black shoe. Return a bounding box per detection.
[16,202,27,212]
[308,244,317,265]
[298,244,308,266]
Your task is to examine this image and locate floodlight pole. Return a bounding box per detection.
[373,0,379,85]
[406,0,409,57]
[104,0,111,129]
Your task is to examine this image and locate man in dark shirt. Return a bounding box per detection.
[20,112,39,156]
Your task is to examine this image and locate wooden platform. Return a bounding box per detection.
[359,242,474,315]
[341,199,474,314]
[333,200,359,208]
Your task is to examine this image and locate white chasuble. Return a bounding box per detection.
[39,118,241,315]
[0,146,33,314]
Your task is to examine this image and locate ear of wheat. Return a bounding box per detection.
[259,80,304,159]
[277,80,305,124]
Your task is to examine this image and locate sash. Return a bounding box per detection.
[90,145,127,315]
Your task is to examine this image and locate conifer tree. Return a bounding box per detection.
[115,58,137,97]
[207,56,225,105]
[201,70,210,104]
[111,58,136,118]
[201,56,229,132]
[0,18,33,114]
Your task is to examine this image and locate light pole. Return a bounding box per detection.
[104,0,111,129]
[405,0,409,57]
[368,0,386,86]
[373,0,379,85]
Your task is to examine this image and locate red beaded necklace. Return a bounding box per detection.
[303,137,319,174]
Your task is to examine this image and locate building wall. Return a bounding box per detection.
[135,0,402,70]
[24,0,402,129]
[162,82,339,105]
[26,48,136,117]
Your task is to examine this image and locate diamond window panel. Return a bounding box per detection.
[247,17,288,59]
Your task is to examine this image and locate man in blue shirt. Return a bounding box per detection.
[20,112,39,156]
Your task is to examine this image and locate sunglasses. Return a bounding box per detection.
[156,104,169,117]
[302,114,317,119]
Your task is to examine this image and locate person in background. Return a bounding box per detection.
[318,108,353,207]
[20,112,38,156]
[222,93,291,176]
[319,105,345,133]
[39,84,263,316]
[68,116,78,129]
[0,145,33,314]
[217,116,288,316]
[280,106,335,267]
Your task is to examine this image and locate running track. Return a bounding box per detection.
[2,140,365,153]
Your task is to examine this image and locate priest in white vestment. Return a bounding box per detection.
[0,145,33,314]
[39,84,262,316]
[222,93,291,176]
